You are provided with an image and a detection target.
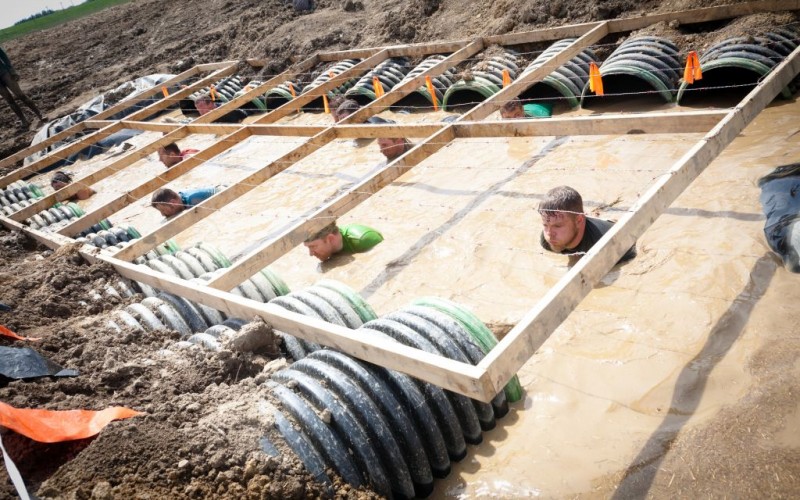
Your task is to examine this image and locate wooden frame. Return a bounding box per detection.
[1,1,798,402]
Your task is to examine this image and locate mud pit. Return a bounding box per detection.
[2,2,800,499]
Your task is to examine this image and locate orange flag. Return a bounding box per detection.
[161,86,170,98]
[287,81,297,98]
[425,76,439,111]
[0,401,142,443]
[684,51,702,84]
[372,77,385,98]
[209,85,217,102]
[502,69,511,88]
[323,93,331,114]
[589,62,604,96]
[0,325,39,342]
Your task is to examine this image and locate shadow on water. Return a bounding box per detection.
[358,135,570,299]
[611,253,778,498]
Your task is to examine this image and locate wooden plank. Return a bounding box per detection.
[0,66,202,177]
[253,50,391,124]
[57,128,253,237]
[195,61,241,71]
[248,125,326,136]
[342,39,486,125]
[10,127,190,222]
[334,123,445,138]
[0,122,126,189]
[122,64,238,122]
[462,23,610,122]
[111,128,337,261]
[387,39,471,58]
[482,0,800,46]
[0,213,74,250]
[318,47,383,61]
[0,122,89,175]
[205,125,457,291]
[99,252,493,400]
[479,42,800,396]
[453,110,727,137]
[193,54,320,124]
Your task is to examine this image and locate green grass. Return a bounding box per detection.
[0,0,131,44]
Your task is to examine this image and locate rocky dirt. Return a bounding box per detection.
[1,0,799,498]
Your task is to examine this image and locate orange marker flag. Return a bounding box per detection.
[425,75,439,111]
[328,70,335,79]
[287,81,297,98]
[0,325,40,341]
[589,62,604,96]
[323,93,331,114]
[502,69,511,88]
[210,85,217,102]
[0,401,142,443]
[161,86,170,98]
[684,51,702,84]
[372,77,385,98]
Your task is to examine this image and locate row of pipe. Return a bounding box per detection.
[265,59,362,111]
[345,57,412,105]
[0,181,44,209]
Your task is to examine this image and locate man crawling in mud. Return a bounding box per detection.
[539,185,636,265]
[150,187,218,217]
[303,221,383,262]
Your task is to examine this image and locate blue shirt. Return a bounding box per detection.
[179,187,217,207]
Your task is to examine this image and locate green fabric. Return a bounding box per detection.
[523,103,552,118]
[340,224,383,254]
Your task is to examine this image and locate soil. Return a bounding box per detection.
[1,0,800,498]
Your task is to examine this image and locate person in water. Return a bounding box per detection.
[539,185,636,265]
[303,221,383,261]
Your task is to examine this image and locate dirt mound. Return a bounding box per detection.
[0,227,376,498]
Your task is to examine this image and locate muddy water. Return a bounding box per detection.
[259,102,798,496]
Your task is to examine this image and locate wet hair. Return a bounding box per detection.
[335,99,360,118]
[538,186,583,217]
[305,222,339,243]
[161,142,181,155]
[51,171,72,187]
[151,188,181,205]
[502,98,523,114]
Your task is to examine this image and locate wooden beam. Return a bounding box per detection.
[111,128,338,261]
[463,23,610,122]
[0,122,126,189]
[99,253,493,400]
[318,47,383,62]
[387,39,471,58]
[334,123,445,138]
[11,127,190,222]
[205,125,457,292]
[0,122,88,176]
[253,50,391,124]
[478,41,800,396]
[341,39,486,125]
[195,61,241,72]
[452,110,727,137]
[193,54,320,124]
[122,64,238,122]
[57,128,252,237]
[482,0,800,46]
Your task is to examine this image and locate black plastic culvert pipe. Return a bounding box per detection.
[677,29,799,105]
[443,49,521,110]
[580,35,683,107]
[345,57,412,105]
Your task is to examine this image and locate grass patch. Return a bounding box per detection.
[0,0,131,44]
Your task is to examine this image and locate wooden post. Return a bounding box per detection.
[192,54,320,124]
[111,128,337,261]
[57,127,253,237]
[462,23,610,122]
[341,39,486,125]
[205,125,457,291]
[252,50,391,124]
[478,43,800,396]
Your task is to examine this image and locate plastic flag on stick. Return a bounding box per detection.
[589,62,604,96]
[684,51,702,84]
[425,76,439,111]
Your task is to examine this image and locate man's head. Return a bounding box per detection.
[50,171,72,191]
[194,95,217,116]
[538,186,586,252]
[151,188,184,217]
[378,137,410,161]
[333,99,360,122]
[303,222,343,261]
[501,98,525,119]
[157,142,183,168]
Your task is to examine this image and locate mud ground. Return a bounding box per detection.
[0,228,377,499]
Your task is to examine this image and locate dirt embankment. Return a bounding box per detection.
[0,0,726,166]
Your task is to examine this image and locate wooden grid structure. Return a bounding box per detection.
[1,1,799,402]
